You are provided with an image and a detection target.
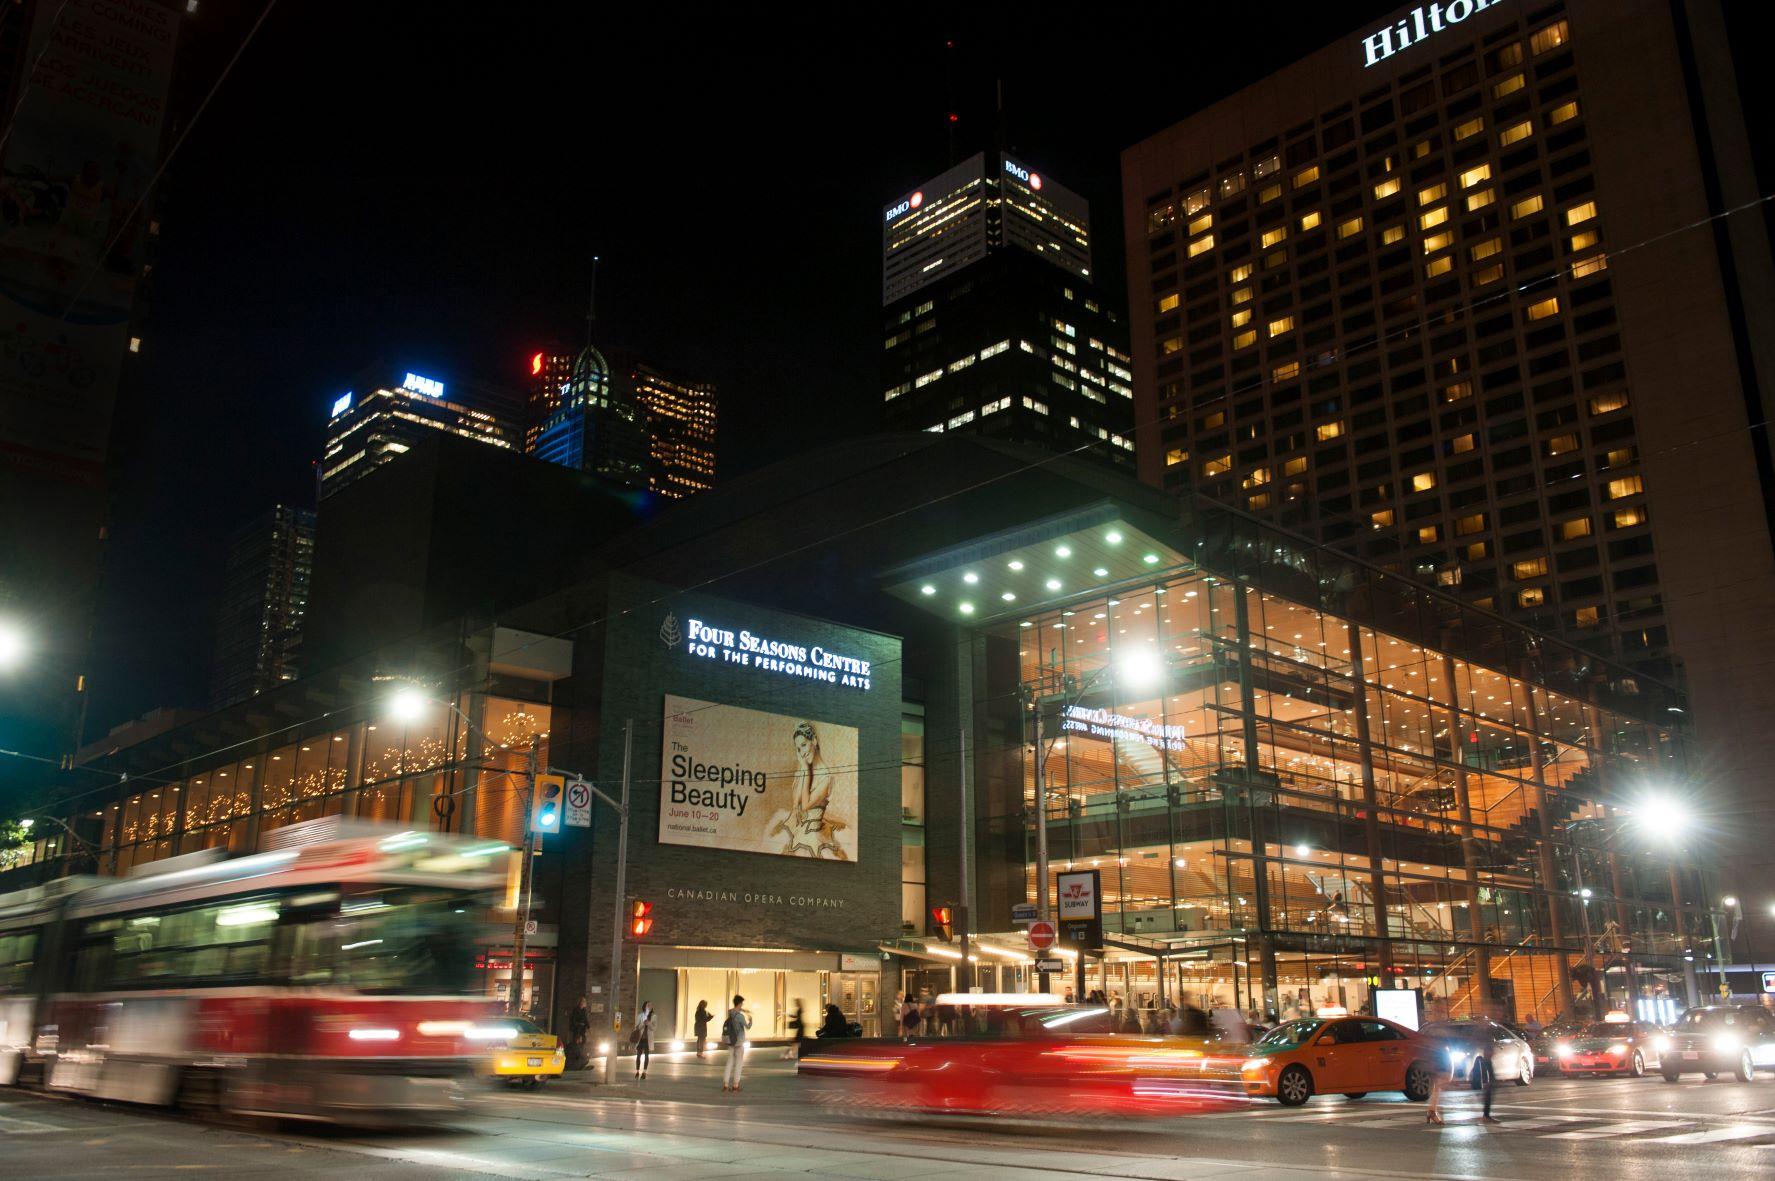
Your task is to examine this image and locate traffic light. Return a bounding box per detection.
[929,904,954,942]
[531,774,564,834]
[629,899,653,938]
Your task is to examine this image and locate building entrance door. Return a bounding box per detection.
[824,972,881,1036]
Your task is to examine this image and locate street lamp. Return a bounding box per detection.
[0,620,25,671]
[1625,793,1692,841]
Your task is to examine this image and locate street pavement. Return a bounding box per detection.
[6,1052,1775,1179]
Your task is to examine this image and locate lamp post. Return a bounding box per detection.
[0,619,25,671]
[1566,793,1696,1015]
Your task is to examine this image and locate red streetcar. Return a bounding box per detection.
[798,994,1247,1119]
[0,819,507,1123]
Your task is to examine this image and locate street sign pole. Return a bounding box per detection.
[506,735,541,1015]
[603,719,633,1084]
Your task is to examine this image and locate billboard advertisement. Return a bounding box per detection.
[659,694,859,861]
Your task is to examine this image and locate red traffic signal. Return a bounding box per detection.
[629,899,654,938]
[929,904,954,942]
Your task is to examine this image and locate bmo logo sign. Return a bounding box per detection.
[884,189,924,222]
[1003,158,1042,190]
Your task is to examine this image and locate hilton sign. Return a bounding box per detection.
[1361,0,1501,68]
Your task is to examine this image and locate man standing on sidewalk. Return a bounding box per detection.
[722,994,752,1093]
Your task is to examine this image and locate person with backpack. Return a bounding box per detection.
[721,994,752,1092]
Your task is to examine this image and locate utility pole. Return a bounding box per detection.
[958,724,972,992]
[602,719,634,1084]
[507,734,541,1015]
[1033,704,1050,995]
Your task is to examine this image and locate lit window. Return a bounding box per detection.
[1454,117,1484,141]
[1492,73,1525,98]
[1511,194,1545,219]
[1466,189,1495,212]
[128,336,142,353]
[1268,315,1294,337]
[1495,42,1525,68]
[1518,587,1546,607]
[1381,224,1405,245]
[1160,336,1183,355]
[1294,165,1320,189]
[1531,19,1569,54]
[1264,250,1287,269]
[1253,154,1280,178]
[1166,447,1188,467]
[1548,100,1580,125]
[1460,164,1492,189]
[1300,211,1321,231]
[1021,396,1048,415]
[1570,230,1599,252]
[1456,513,1486,536]
[1188,234,1215,257]
[1512,557,1549,580]
[1499,120,1533,146]
[1243,467,1271,488]
[1259,183,1282,203]
[1147,204,1177,234]
[1338,216,1364,239]
[1526,297,1560,321]
[1450,433,1476,453]
[1248,492,1273,511]
[1443,380,1472,403]
[1374,177,1402,200]
[1282,456,1308,476]
[1419,206,1449,230]
[1546,433,1579,456]
[1571,255,1608,278]
[1566,200,1598,226]
[1612,506,1646,528]
[1188,212,1213,235]
[1473,263,1505,285]
[1316,420,1345,441]
[1470,237,1501,261]
[1231,286,1253,304]
[1157,292,1180,313]
[1605,447,1636,469]
[1418,182,1447,205]
[1573,606,1600,627]
[1410,471,1436,492]
[1426,256,1454,278]
[1559,517,1592,540]
[1231,308,1252,328]
[1417,525,1440,544]
[1465,540,1489,560]
[1411,138,1434,160]
[1200,411,1226,430]
[1185,187,1211,215]
[1607,475,1645,499]
[1229,263,1253,283]
[1219,172,1246,198]
[1260,226,1288,248]
[1422,231,1453,254]
[1272,361,1301,382]
[1233,329,1257,350]
[1371,509,1395,529]
[1203,453,1232,477]
[1589,391,1629,415]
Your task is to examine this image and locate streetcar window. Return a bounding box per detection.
[282,886,485,995]
[0,929,39,992]
[74,894,281,990]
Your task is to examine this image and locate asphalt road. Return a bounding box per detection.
[6,1054,1775,1180]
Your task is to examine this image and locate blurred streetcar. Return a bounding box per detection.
[797,994,1247,1119]
[0,819,506,1124]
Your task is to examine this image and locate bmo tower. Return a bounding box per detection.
[880,152,1134,466]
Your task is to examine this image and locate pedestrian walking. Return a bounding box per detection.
[1473,1039,1499,1124]
[567,996,591,1071]
[632,1001,655,1080]
[1177,992,1211,1035]
[901,994,922,1040]
[784,999,807,1060]
[721,995,751,1092]
[693,999,712,1059]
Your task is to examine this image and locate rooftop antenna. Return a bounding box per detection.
[584,255,601,348]
[945,38,958,166]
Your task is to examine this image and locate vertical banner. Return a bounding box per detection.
[659,695,859,861]
[0,0,181,470]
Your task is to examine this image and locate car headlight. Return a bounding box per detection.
[1653,1036,1671,1052]
[1555,1044,1572,1058]
[1713,1035,1742,1053]
[1609,1043,1628,1055]
[1449,1049,1468,1066]
[1241,1057,1270,1073]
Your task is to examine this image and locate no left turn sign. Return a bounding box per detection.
[565,780,592,828]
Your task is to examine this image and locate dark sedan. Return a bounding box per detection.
[1658,1005,1775,1083]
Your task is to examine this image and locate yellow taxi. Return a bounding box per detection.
[480,1018,566,1088]
[1239,1016,1439,1106]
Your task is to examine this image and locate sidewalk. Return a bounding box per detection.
[548,1047,805,1101]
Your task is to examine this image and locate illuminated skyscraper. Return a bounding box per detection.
[209,505,316,709]
[320,368,522,499]
[525,348,716,498]
[525,350,575,454]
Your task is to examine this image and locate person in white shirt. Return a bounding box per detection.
[721,995,752,1092]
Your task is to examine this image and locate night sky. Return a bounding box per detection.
[83,2,1399,737]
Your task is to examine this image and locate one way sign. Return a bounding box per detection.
[565,779,592,828]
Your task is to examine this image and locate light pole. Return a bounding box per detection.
[0,619,25,671]
[1026,648,1165,995]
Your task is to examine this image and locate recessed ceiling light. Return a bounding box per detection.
[1001,592,1016,602]
[1093,567,1109,577]
[1143,553,1160,565]
[1045,578,1062,591]
[1009,560,1025,571]
[963,572,979,584]
[920,585,936,596]
[1106,531,1123,544]
[1056,545,1072,558]
[959,602,975,615]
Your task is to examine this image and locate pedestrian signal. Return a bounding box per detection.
[929,904,954,941]
[532,774,565,834]
[630,899,654,938]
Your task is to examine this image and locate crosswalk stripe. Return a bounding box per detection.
[1645,1123,1775,1145]
[1544,1120,1689,1139]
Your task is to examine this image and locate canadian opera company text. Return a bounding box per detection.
[683,619,872,690]
[667,887,848,910]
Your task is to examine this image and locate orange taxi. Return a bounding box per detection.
[1239,1016,1439,1106]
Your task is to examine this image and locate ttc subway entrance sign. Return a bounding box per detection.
[565,780,592,828]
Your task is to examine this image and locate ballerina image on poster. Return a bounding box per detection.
[768,721,849,859]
